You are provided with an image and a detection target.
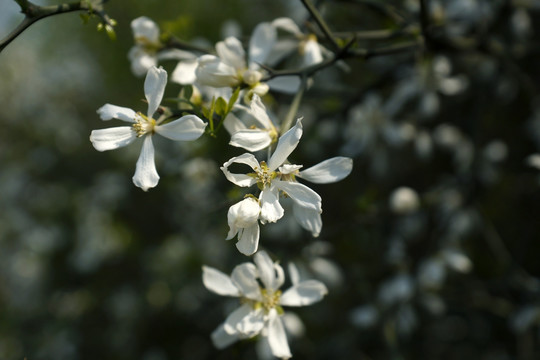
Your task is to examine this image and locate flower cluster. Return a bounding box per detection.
[88,13,353,359]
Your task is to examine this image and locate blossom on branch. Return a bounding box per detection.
[202,250,328,359]
[195,22,300,100]
[90,66,207,191]
[129,16,196,77]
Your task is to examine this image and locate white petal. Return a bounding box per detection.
[236,223,260,256]
[267,310,292,360]
[267,76,301,94]
[230,129,272,152]
[196,54,239,87]
[280,280,328,307]
[131,16,159,44]
[272,17,303,36]
[298,157,353,184]
[216,37,246,69]
[303,39,323,66]
[128,47,158,77]
[279,164,302,175]
[156,48,196,61]
[250,94,274,129]
[223,111,246,135]
[96,104,137,123]
[231,263,261,301]
[268,119,303,171]
[254,251,285,292]
[155,115,206,141]
[254,250,275,290]
[259,188,284,223]
[170,59,198,85]
[202,266,240,297]
[221,153,260,187]
[292,203,322,237]
[288,263,300,286]
[132,135,159,191]
[144,66,167,118]
[227,198,261,241]
[249,22,276,66]
[274,180,321,212]
[224,305,265,337]
[90,127,137,151]
[211,324,239,349]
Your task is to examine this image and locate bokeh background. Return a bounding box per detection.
[1,0,540,359]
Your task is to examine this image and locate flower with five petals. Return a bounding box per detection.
[221,119,353,253]
[90,66,207,191]
[202,250,328,359]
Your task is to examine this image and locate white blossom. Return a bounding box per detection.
[128,16,196,77]
[202,250,328,359]
[224,94,278,152]
[90,66,207,191]
[195,22,300,99]
[221,119,353,252]
[269,17,327,67]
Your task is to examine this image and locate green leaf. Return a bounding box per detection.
[182,85,193,101]
[215,97,227,117]
[227,87,241,113]
[80,14,90,25]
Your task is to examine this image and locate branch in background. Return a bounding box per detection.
[0,0,115,54]
[165,36,213,55]
[261,39,422,82]
[300,0,340,53]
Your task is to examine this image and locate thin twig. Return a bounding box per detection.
[0,0,114,53]
[300,0,340,53]
[261,39,421,82]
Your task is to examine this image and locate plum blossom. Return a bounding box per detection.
[129,16,196,77]
[90,66,207,191]
[195,22,300,100]
[202,250,328,359]
[221,119,353,254]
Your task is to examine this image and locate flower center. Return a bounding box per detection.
[252,161,277,190]
[133,112,156,137]
[251,288,283,315]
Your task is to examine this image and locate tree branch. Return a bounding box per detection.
[0,0,114,54]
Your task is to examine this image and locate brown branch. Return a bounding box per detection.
[0,0,114,54]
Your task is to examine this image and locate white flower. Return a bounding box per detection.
[128,16,196,77]
[226,197,261,255]
[90,66,207,191]
[202,250,328,359]
[224,94,278,152]
[195,22,300,97]
[221,119,353,244]
[269,17,326,67]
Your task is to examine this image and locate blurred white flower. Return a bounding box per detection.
[195,22,300,99]
[202,250,328,359]
[389,187,421,215]
[90,66,207,191]
[268,18,327,67]
[129,16,196,77]
[221,119,353,249]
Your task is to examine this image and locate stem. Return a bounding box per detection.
[300,0,340,53]
[0,0,113,54]
[280,76,307,136]
[262,39,421,82]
